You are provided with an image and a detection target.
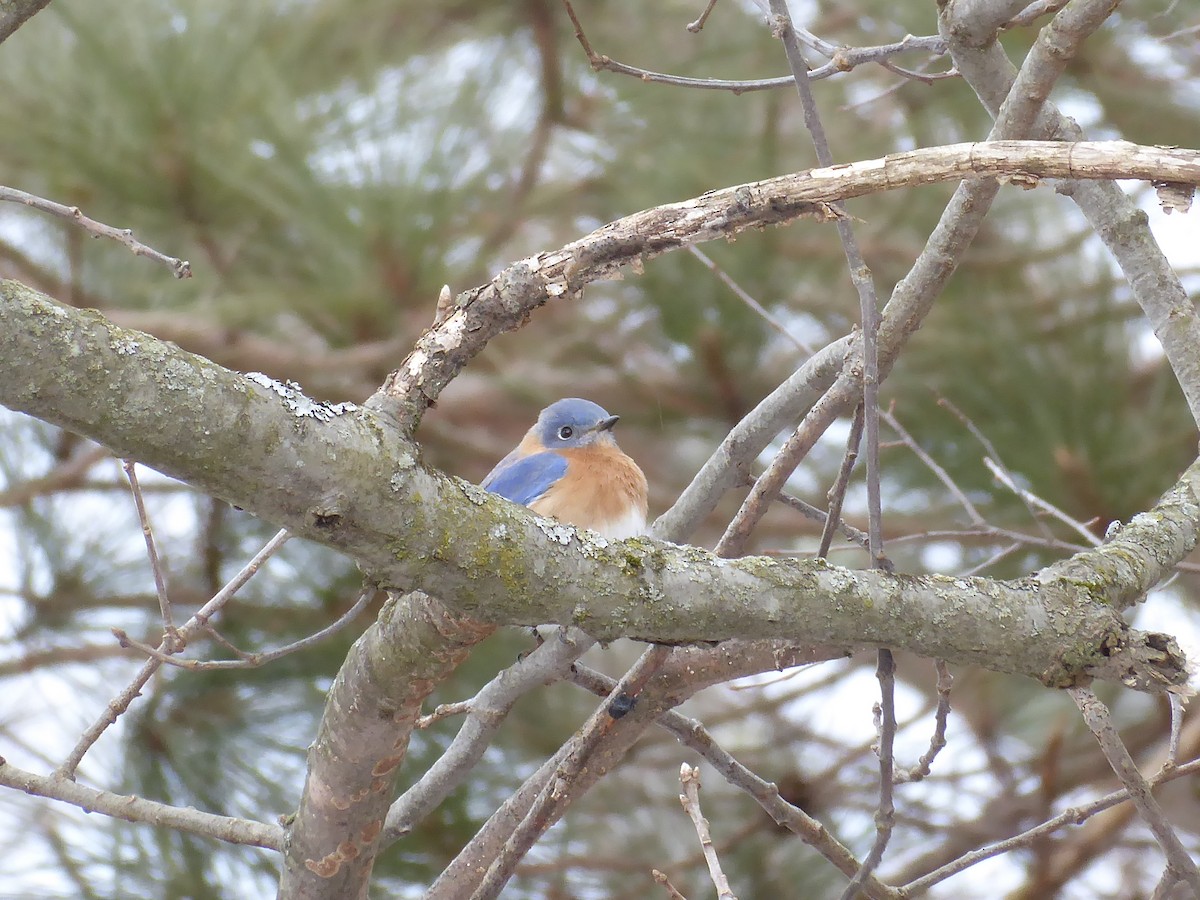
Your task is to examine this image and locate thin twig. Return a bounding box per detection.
[679,765,738,900]
[901,756,1200,893]
[0,758,282,850]
[1167,693,1185,768]
[686,0,719,33]
[715,383,849,556]
[111,586,372,670]
[818,404,865,558]
[957,542,1021,576]
[416,699,475,729]
[769,10,896,890]
[56,528,291,779]
[789,22,953,87]
[983,457,1100,546]
[839,649,898,900]
[1068,686,1200,894]
[938,396,1056,540]
[121,461,179,644]
[652,869,690,899]
[897,660,953,784]
[561,0,947,93]
[770,482,871,551]
[686,245,815,354]
[1004,0,1073,30]
[881,407,985,525]
[838,65,959,112]
[0,185,191,278]
[768,0,886,572]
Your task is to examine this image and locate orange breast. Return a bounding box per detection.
[530,444,648,539]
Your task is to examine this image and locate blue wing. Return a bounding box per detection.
[480,451,568,506]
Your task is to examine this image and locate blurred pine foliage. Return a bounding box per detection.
[0,0,1198,896]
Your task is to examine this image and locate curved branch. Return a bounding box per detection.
[366,140,1200,432]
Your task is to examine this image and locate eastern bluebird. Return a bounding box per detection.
[481,398,648,539]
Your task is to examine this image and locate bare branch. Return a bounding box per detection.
[901,756,1200,893]
[429,643,851,899]
[366,139,1200,432]
[686,0,720,33]
[939,396,1056,540]
[111,586,372,671]
[897,660,953,784]
[470,645,674,899]
[652,868,691,899]
[122,460,179,642]
[945,2,1200,429]
[1069,687,1200,893]
[56,528,291,779]
[984,457,1101,546]
[1168,694,1185,768]
[839,649,898,900]
[0,758,282,850]
[279,592,495,898]
[653,334,850,542]
[381,627,596,844]
[0,186,191,278]
[882,408,985,525]
[4,280,1198,692]
[818,404,866,559]
[561,0,947,94]
[1005,0,1073,31]
[686,245,814,353]
[566,657,899,899]
[768,0,886,571]
[679,764,738,900]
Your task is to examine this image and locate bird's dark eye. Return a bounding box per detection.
[558,425,574,440]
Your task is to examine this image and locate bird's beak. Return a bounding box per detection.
[595,415,620,433]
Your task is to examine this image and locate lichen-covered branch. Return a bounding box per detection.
[1,280,1194,691]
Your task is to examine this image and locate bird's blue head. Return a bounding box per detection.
[534,398,621,449]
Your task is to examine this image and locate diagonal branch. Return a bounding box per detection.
[0,0,51,45]
[1069,687,1200,893]
[0,186,192,279]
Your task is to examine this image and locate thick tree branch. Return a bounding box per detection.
[1,279,1195,691]
[278,592,494,897]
